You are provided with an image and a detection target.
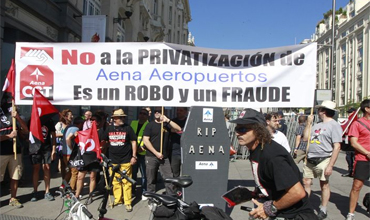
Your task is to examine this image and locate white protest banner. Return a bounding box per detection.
[14,42,317,107]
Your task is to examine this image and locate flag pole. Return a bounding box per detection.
[160,106,164,155]
[12,100,17,160]
[342,107,361,135]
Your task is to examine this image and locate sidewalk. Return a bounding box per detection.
[0,151,369,220]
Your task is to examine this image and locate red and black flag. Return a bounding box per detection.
[339,108,360,136]
[29,89,59,154]
[76,121,102,163]
[1,59,15,113]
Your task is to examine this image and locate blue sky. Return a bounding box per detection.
[188,0,349,50]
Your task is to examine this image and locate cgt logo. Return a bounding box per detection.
[20,65,54,100]
[19,47,54,100]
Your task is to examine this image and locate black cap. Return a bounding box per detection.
[230,108,266,126]
[347,108,356,113]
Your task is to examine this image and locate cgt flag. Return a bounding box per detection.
[29,89,59,154]
[76,121,102,163]
[1,59,15,112]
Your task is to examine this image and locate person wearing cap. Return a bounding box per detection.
[230,108,316,220]
[100,109,137,212]
[143,107,181,196]
[302,100,343,220]
[346,99,370,220]
[130,108,150,200]
[342,108,357,177]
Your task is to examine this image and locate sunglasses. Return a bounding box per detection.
[139,112,148,116]
[154,110,162,113]
[235,126,252,134]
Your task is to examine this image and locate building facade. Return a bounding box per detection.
[0,0,192,118]
[312,0,370,114]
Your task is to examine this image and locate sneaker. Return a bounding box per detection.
[85,196,93,205]
[126,204,133,212]
[9,199,23,208]
[317,210,327,220]
[142,195,148,201]
[346,213,355,220]
[342,173,353,177]
[31,191,37,202]
[44,192,55,201]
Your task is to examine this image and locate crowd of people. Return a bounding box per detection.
[0,106,188,213]
[1,99,369,220]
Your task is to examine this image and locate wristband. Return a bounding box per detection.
[168,119,171,123]
[263,200,277,217]
[132,156,137,159]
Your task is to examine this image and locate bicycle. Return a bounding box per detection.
[54,153,136,220]
[143,176,232,220]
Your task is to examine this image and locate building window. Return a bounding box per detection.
[154,0,158,15]
[169,7,172,25]
[84,0,101,15]
[178,15,180,27]
[168,29,172,42]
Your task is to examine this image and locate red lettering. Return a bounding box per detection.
[61,50,95,65]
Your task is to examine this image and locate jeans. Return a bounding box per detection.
[132,154,147,193]
[345,151,355,173]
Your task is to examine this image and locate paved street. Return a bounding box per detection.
[0,151,369,220]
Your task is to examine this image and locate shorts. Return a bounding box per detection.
[353,161,370,181]
[302,157,331,181]
[30,150,52,165]
[79,162,101,172]
[0,154,23,182]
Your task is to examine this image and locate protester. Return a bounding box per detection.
[83,110,93,131]
[55,109,73,177]
[143,107,181,196]
[302,100,342,220]
[130,108,150,200]
[294,115,308,164]
[62,116,84,192]
[230,108,317,220]
[101,109,137,212]
[265,112,291,153]
[29,118,56,202]
[0,107,28,208]
[277,110,287,135]
[74,129,101,205]
[342,108,357,177]
[170,107,188,177]
[346,99,370,220]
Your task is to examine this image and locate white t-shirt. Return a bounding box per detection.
[273,130,291,153]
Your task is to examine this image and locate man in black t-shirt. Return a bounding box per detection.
[143,107,181,195]
[101,109,137,212]
[29,118,56,202]
[230,108,317,220]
